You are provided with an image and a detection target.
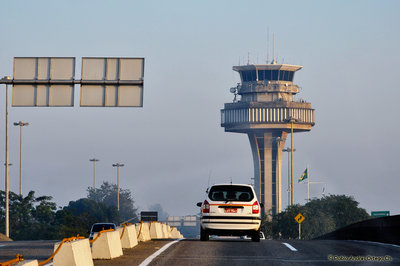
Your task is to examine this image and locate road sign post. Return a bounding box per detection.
[294,213,305,240]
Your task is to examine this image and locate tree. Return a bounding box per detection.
[261,194,370,240]
[53,198,120,238]
[87,181,138,223]
[0,190,57,240]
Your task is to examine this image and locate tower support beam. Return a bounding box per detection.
[249,131,287,217]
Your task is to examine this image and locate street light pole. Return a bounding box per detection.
[13,121,29,196]
[285,116,298,206]
[3,76,11,237]
[89,158,99,192]
[112,163,124,211]
[275,137,284,213]
[283,147,296,207]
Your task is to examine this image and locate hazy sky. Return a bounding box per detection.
[0,0,399,217]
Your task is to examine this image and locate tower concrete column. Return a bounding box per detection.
[249,131,287,217]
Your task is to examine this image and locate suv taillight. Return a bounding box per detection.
[202,200,210,213]
[252,201,260,214]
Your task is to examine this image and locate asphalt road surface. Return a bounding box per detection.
[1,238,399,265]
[149,238,400,266]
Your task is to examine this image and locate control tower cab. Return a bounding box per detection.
[221,62,315,216]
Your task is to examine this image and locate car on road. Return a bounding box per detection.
[88,223,117,240]
[197,184,263,242]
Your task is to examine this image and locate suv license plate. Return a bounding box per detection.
[225,208,237,213]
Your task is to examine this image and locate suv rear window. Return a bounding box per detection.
[208,185,254,202]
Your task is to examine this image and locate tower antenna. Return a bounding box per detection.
[272,34,276,64]
[247,52,250,65]
[267,27,270,64]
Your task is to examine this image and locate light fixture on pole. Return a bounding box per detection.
[89,158,99,192]
[285,116,299,206]
[13,121,29,196]
[112,163,124,211]
[283,147,296,207]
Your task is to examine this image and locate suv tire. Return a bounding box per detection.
[200,227,209,241]
[251,230,260,242]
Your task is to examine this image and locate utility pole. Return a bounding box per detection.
[13,121,29,196]
[112,163,124,211]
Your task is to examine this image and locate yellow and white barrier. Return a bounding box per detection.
[91,230,123,260]
[161,224,169,238]
[136,222,151,242]
[149,222,163,239]
[170,227,181,239]
[118,224,138,249]
[53,238,93,266]
[166,225,173,238]
[16,260,38,266]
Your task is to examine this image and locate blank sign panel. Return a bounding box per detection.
[80,57,144,107]
[12,57,75,107]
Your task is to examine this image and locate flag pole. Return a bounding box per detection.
[307,165,310,202]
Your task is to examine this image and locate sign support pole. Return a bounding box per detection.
[299,223,301,240]
[5,78,10,237]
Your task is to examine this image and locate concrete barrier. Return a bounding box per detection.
[92,230,123,260]
[136,222,151,242]
[315,214,400,245]
[149,222,163,239]
[53,238,93,266]
[16,260,38,266]
[166,225,173,238]
[170,227,180,238]
[118,224,138,249]
[162,223,168,238]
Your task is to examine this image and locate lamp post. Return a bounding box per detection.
[275,137,284,213]
[283,147,296,207]
[285,116,298,205]
[13,121,29,196]
[2,76,11,237]
[112,163,124,211]
[89,158,99,192]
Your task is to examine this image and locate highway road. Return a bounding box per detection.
[1,238,399,265]
[148,238,400,266]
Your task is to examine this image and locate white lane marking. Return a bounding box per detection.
[351,240,400,248]
[282,242,298,251]
[139,239,183,266]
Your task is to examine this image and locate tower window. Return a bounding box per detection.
[244,70,295,82]
[241,70,257,82]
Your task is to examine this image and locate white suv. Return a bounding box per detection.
[197,184,263,242]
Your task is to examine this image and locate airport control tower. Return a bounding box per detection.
[221,60,315,216]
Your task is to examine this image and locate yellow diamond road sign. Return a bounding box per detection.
[295,213,305,224]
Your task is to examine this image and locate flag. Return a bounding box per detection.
[298,168,308,182]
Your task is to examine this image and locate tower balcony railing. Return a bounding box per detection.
[221,106,314,125]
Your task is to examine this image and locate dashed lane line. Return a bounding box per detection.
[282,242,298,251]
[139,239,183,266]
